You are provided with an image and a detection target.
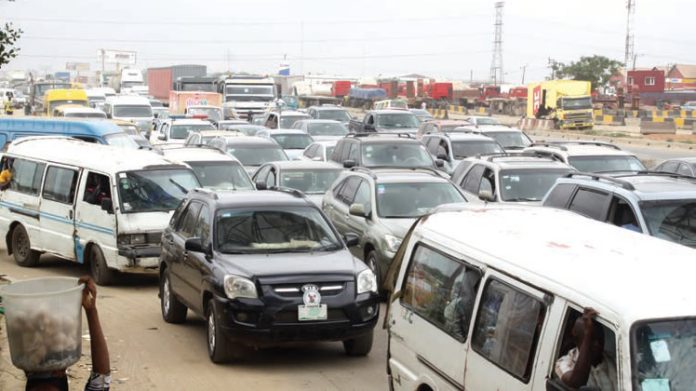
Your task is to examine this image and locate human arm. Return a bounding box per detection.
[559,308,598,388]
[78,276,110,375]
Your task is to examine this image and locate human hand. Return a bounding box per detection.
[582,307,598,336]
[78,275,97,311]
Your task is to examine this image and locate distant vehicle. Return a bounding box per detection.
[373,99,408,110]
[217,120,249,130]
[682,101,696,110]
[452,125,533,151]
[149,99,164,108]
[250,114,266,126]
[252,160,343,206]
[292,119,349,141]
[186,105,224,124]
[28,80,72,114]
[451,155,575,204]
[330,133,444,171]
[462,115,503,127]
[655,157,696,177]
[183,130,243,147]
[255,128,315,160]
[109,67,145,93]
[44,89,89,116]
[103,95,153,135]
[159,147,254,191]
[208,136,289,175]
[409,108,433,123]
[169,91,223,116]
[111,120,151,148]
[262,110,311,129]
[299,140,338,162]
[523,141,646,172]
[152,118,216,145]
[422,133,505,174]
[348,110,421,134]
[416,119,472,138]
[86,89,107,108]
[56,106,107,119]
[528,80,594,130]
[218,124,266,136]
[221,75,277,120]
[307,105,352,124]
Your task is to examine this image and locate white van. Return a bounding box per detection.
[158,146,255,191]
[103,95,153,135]
[0,137,200,285]
[386,204,696,391]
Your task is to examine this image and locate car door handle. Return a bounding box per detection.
[68,210,74,220]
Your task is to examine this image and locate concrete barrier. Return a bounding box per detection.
[640,121,677,135]
[427,108,448,119]
[594,114,626,126]
[518,118,555,131]
[448,105,468,114]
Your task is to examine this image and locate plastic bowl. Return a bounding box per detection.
[1,277,84,371]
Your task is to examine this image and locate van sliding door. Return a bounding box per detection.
[39,165,80,260]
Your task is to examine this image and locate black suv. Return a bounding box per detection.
[329,133,445,170]
[159,188,379,363]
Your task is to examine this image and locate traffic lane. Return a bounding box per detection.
[0,252,388,391]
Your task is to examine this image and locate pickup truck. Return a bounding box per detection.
[348,109,421,134]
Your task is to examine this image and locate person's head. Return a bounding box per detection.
[573,317,605,366]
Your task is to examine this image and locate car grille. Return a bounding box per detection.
[565,112,591,121]
[270,282,346,298]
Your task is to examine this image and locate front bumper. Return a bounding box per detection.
[212,283,379,346]
[116,245,160,272]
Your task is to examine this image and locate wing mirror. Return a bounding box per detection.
[255,180,267,190]
[436,153,448,161]
[185,237,203,252]
[435,159,445,168]
[343,160,356,169]
[478,189,496,202]
[344,232,360,247]
[349,203,368,218]
[100,198,114,214]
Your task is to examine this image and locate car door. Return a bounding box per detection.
[181,204,212,315]
[168,200,202,309]
[1,158,46,249]
[344,179,372,257]
[331,176,361,234]
[389,243,483,390]
[464,272,550,391]
[74,171,117,265]
[39,164,81,260]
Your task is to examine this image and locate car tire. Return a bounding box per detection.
[207,299,231,363]
[366,250,383,294]
[343,331,374,356]
[160,269,187,324]
[11,224,40,267]
[89,245,116,286]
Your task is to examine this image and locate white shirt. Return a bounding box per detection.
[555,347,617,391]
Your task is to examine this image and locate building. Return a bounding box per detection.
[666,64,696,90]
[627,68,665,94]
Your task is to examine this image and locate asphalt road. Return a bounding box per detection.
[0,252,388,390]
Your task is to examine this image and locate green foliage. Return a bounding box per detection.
[0,23,23,69]
[551,55,622,90]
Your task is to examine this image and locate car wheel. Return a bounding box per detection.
[89,245,116,286]
[11,225,40,267]
[160,269,187,324]
[343,331,374,356]
[207,299,230,363]
[366,250,382,292]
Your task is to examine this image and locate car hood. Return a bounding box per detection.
[380,217,417,238]
[284,149,304,160]
[215,249,360,280]
[117,210,173,234]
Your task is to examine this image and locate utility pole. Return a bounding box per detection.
[548,58,557,80]
[489,2,504,85]
[521,65,527,84]
[624,0,636,79]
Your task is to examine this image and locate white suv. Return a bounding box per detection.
[523,141,645,172]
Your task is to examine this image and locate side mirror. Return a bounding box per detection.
[344,232,360,247]
[158,133,166,141]
[364,124,375,131]
[185,237,204,253]
[343,160,356,169]
[478,189,495,202]
[436,153,448,161]
[154,113,159,119]
[106,113,112,119]
[255,180,267,190]
[349,203,368,217]
[435,159,445,168]
[100,198,114,214]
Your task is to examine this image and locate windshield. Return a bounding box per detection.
[362,144,433,168]
[280,169,342,194]
[49,100,87,112]
[271,134,313,149]
[452,141,504,159]
[104,133,139,149]
[171,124,215,139]
[280,115,310,129]
[180,83,217,92]
[561,97,592,110]
[484,131,531,149]
[36,83,71,96]
[640,199,696,248]
[118,169,200,213]
[215,207,341,254]
[473,117,501,126]
[500,169,573,202]
[122,81,143,89]
[65,112,106,119]
[113,105,152,118]
[308,122,349,136]
[632,318,696,390]
[376,113,420,129]
[226,85,274,96]
[568,155,646,172]
[316,110,351,122]
[377,182,464,218]
[226,146,288,166]
[188,162,254,190]
[188,107,222,122]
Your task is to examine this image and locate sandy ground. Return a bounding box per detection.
[0,251,388,390]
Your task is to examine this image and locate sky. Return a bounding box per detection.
[1,0,694,84]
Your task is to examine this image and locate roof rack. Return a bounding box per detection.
[528,143,568,151]
[269,186,306,199]
[349,166,378,179]
[552,141,622,150]
[357,165,448,179]
[565,172,635,190]
[614,170,696,182]
[192,188,219,200]
[153,144,224,155]
[346,132,415,139]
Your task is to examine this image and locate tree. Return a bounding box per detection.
[551,55,622,90]
[0,23,23,69]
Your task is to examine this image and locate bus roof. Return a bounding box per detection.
[7,137,185,174]
[0,117,124,140]
[419,205,696,325]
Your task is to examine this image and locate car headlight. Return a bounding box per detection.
[224,275,258,299]
[118,234,147,245]
[357,269,378,294]
[384,234,402,253]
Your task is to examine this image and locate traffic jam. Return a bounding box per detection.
[1,2,696,390]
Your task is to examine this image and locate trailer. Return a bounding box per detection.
[347,87,387,109]
[147,65,207,104]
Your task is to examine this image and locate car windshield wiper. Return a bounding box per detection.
[169,178,189,194]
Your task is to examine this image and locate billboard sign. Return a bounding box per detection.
[98,50,137,65]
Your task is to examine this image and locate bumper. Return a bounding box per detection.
[212,289,380,346]
[559,119,593,129]
[116,245,160,272]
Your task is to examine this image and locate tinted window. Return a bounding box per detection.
[377,182,465,218]
[472,279,545,381]
[568,188,611,220]
[83,172,111,205]
[280,169,342,194]
[361,143,433,168]
[402,245,482,342]
[42,166,79,204]
[265,169,276,188]
[331,141,345,162]
[352,180,372,215]
[641,199,696,248]
[452,141,505,159]
[177,202,202,238]
[462,165,486,193]
[499,169,573,202]
[568,155,645,173]
[543,183,577,208]
[678,163,693,177]
[195,205,211,246]
[338,176,360,205]
[10,159,45,195]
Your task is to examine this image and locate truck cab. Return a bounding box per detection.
[221,76,277,120]
[528,80,594,130]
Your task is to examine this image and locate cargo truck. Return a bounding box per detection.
[146,65,207,104]
[527,80,593,130]
[219,75,276,120]
[168,91,223,115]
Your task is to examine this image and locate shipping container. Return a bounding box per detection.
[168,91,223,114]
[147,65,207,104]
[331,80,352,98]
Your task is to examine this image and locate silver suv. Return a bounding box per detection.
[421,132,504,174]
[322,167,466,289]
[523,141,645,172]
[451,155,575,204]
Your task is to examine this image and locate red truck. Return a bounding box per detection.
[147,65,207,104]
[331,80,352,98]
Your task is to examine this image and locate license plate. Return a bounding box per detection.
[298,304,327,321]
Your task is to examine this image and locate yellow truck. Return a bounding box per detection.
[44,89,89,116]
[527,80,593,130]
